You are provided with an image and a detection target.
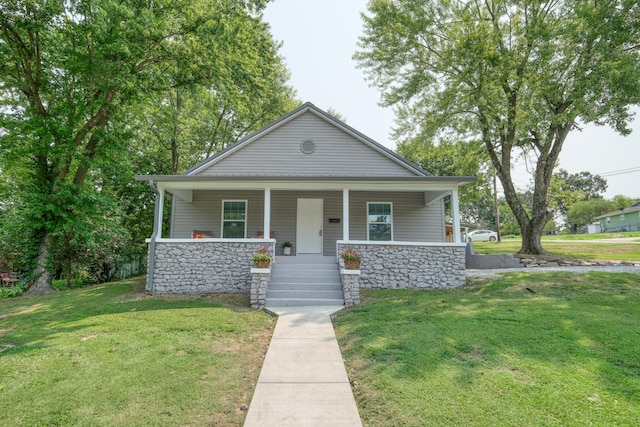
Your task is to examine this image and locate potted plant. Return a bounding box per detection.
[252,247,272,268]
[340,248,361,270]
[281,241,293,256]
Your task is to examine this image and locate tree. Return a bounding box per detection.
[0,0,294,294]
[397,138,494,226]
[549,169,607,230]
[566,199,616,230]
[355,0,640,254]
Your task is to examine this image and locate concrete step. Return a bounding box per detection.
[265,297,345,307]
[272,265,338,273]
[269,283,343,291]
[276,256,336,265]
[267,289,344,299]
[270,274,340,283]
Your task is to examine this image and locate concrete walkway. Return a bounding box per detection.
[244,306,362,427]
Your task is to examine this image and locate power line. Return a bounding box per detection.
[597,166,640,177]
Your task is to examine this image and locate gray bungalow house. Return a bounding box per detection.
[137,103,475,303]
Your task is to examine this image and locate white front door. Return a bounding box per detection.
[296,198,323,255]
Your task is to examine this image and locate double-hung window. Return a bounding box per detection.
[367,202,392,241]
[222,200,247,238]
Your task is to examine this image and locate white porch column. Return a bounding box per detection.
[451,188,462,243]
[343,188,350,241]
[154,188,165,241]
[263,187,271,239]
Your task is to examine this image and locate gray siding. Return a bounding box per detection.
[171,190,446,254]
[349,192,445,242]
[195,112,418,177]
[171,190,264,238]
[271,191,343,256]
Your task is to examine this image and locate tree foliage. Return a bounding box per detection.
[0,0,295,292]
[398,139,494,226]
[355,0,640,254]
[549,168,607,230]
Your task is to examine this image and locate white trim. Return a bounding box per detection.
[221,200,248,238]
[451,188,461,243]
[341,269,361,275]
[367,201,393,241]
[337,240,467,248]
[263,188,271,242]
[343,189,350,241]
[157,180,463,193]
[155,188,165,242]
[147,238,277,244]
[250,268,271,274]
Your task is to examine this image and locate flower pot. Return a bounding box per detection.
[283,247,291,256]
[344,260,361,270]
[254,260,271,269]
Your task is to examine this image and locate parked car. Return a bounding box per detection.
[467,229,498,242]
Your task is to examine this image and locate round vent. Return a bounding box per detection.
[300,140,316,154]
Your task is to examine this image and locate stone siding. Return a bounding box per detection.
[148,241,275,294]
[340,268,361,307]
[250,269,271,309]
[338,243,466,289]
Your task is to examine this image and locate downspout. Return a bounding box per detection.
[146,180,160,293]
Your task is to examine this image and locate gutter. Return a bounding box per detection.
[146,179,160,293]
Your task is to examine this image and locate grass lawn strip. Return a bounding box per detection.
[473,239,640,262]
[334,272,640,427]
[0,277,275,426]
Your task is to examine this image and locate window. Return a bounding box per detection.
[620,214,625,221]
[606,217,611,224]
[367,202,392,241]
[222,200,247,238]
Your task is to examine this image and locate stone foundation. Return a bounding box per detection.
[337,242,466,289]
[148,240,275,294]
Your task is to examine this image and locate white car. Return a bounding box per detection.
[467,229,498,242]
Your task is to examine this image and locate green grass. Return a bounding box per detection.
[334,272,640,426]
[473,238,640,261]
[542,231,640,241]
[0,277,275,426]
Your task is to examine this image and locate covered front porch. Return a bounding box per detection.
[140,176,472,296]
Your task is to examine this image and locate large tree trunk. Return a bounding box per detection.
[518,217,548,255]
[25,236,56,296]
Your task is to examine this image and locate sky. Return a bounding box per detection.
[263,0,640,200]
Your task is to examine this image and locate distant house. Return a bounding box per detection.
[136,103,476,296]
[594,201,640,232]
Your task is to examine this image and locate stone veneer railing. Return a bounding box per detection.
[147,239,275,294]
[337,241,467,290]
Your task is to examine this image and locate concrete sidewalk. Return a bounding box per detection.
[244,306,362,427]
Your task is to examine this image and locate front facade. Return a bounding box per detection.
[138,103,475,297]
[595,202,640,232]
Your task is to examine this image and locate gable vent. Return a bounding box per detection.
[300,140,316,154]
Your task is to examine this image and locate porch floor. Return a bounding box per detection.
[266,256,344,307]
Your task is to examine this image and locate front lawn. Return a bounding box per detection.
[473,238,640,261]
[334,272,640,426]
[0,277,275,426]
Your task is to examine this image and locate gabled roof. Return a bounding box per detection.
[594,202,640,219]
[185,102,432,177]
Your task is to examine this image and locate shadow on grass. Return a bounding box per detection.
[335,272,640,401]
[0,276,254,358]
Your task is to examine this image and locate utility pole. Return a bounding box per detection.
[494,172,501,242]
